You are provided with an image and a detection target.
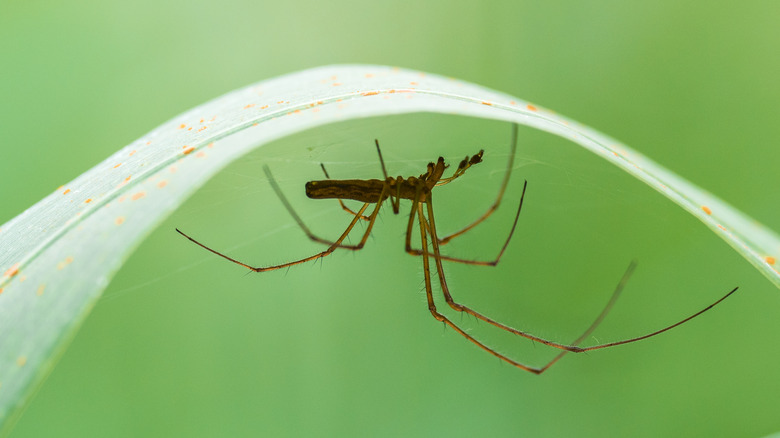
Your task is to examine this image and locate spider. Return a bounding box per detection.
[177,124,738,373]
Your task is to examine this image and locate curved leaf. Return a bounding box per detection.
[0,64,777,429]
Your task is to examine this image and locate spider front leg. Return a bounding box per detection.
[418,190,582,352]
[536,260,636,373]
[422,190,738,358]
[412,180,623,373]
[412,190,545,373]
[406,123,525,265]
[437,123,520,247]
[406,180,527,267]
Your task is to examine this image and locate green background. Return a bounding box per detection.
[2,1,780,437]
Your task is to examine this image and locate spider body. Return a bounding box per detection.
[306,151,482,207]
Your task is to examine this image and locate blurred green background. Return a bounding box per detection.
[2,1,780,437]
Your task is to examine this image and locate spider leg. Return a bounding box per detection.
[424,190,738,354]
[176,200,372,272]
[536,260,635,373]
[406,180,527,266]
[437,123,519,246]
[413,189,545,374]
[266,165,377,247]
[175,168,391,272]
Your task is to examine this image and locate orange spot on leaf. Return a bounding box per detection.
[129,150,137,156]
[243,104,255,109]
[183,146,195,155]
[196,151,206,158]
[4,263,20,278]
[157,180,168,188]
[717,224,727,231]
[481,101,493,106]
[131,192,146,201]
[63,189,71,195]
[526,104,538,111]
[115,216,125,225]
[701,206,712,215]
[113,163,122,169]
[85,198,92,204]
[766,256,776,265]
[178,124,186,129]
[362,91,379,96]
[56,256,74,271]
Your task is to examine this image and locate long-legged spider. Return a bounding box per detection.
[177,124,738,374]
